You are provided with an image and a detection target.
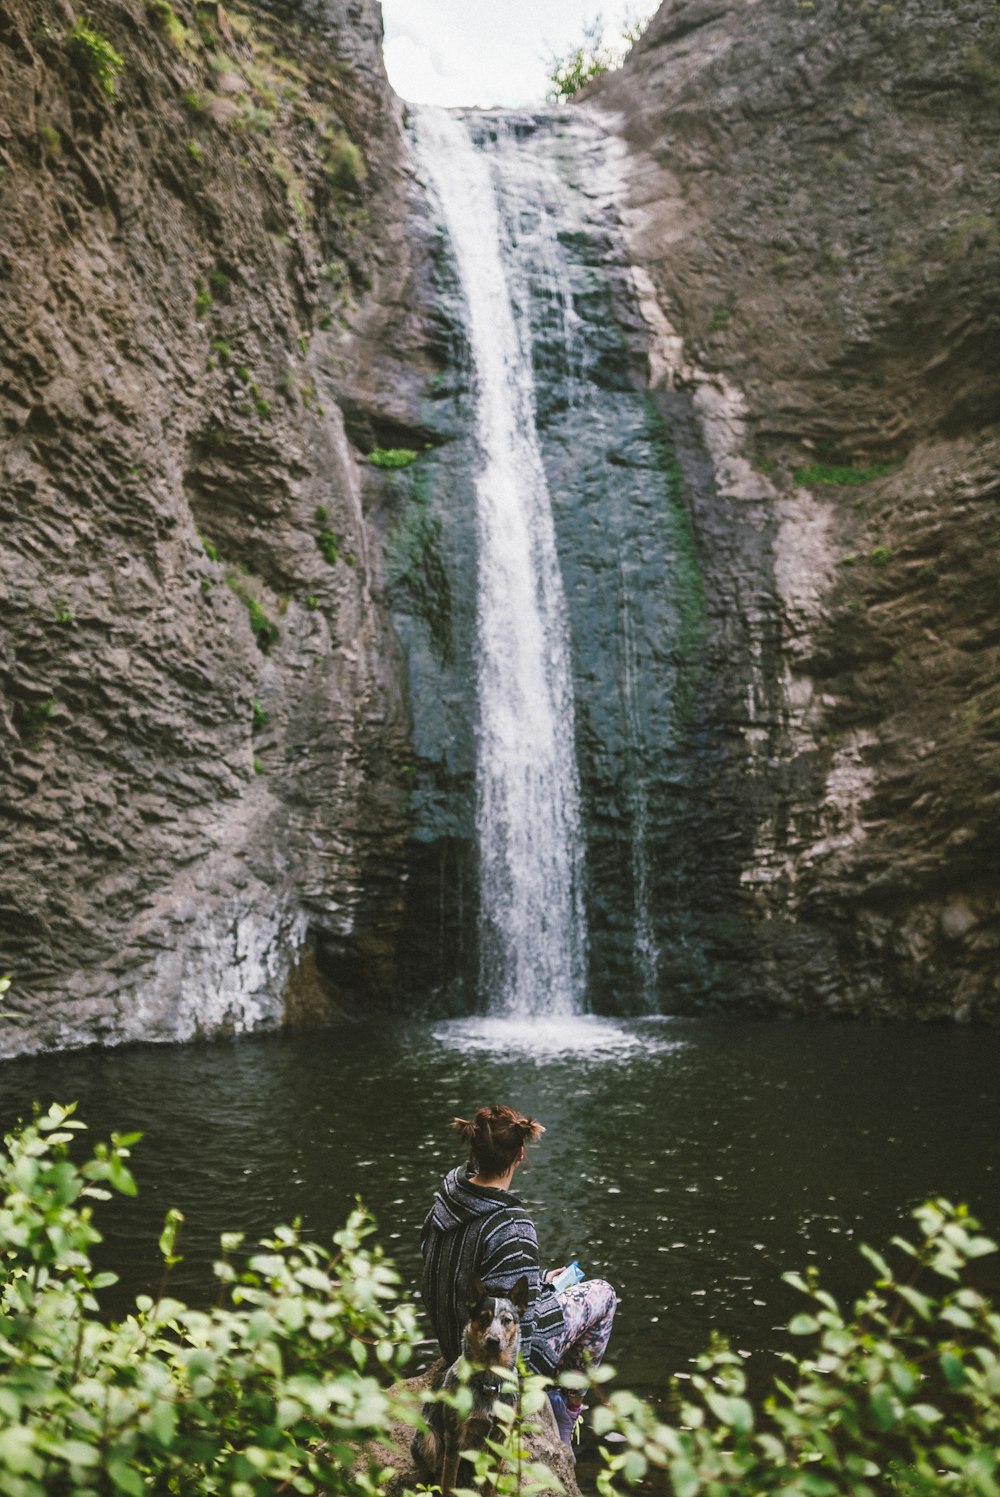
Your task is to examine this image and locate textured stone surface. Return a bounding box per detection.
[589,0,1000,1018]
[367,1364,578,1497]
[3,0,998,1048]
[0,0,419,1053]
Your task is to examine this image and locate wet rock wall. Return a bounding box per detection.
[0,0,420,1053]
[591,0,1000,1018]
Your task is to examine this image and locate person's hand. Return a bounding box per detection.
[546,1267,565,1284]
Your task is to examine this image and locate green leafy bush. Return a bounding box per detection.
[0,1105,421,1497]
[0,1105,997,1497]
[590,1200,1000,1497]
[66,19,124,99]
[545,11,651,103]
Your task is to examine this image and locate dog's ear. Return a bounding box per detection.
[510,1275,529,1314]
[466,1273,490,1309]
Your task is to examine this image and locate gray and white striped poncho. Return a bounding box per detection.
[419,1165,566,1375]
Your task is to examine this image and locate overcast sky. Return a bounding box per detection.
[381,1,651,109]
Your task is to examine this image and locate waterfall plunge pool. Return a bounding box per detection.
[2,1015,998,1402]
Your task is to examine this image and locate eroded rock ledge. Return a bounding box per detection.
[590,0,1000,1018]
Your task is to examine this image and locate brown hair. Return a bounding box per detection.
[452,1104,545,1178]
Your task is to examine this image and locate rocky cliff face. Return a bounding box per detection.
[0,0,423,1053]
[590,0,1000,1017]
[3,0,997,1053]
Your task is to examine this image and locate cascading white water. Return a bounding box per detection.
[414,108,587,1018]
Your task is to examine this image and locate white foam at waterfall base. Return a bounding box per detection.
[413,107,587,1021]
[432,1014,685,1061]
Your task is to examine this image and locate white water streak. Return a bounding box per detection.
[414,109,586,1017]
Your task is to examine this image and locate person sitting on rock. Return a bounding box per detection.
[419,1102,618,1445]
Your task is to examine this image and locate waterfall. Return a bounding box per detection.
[413,108,587,1018]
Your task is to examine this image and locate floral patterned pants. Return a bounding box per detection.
[536,1278,618,1405]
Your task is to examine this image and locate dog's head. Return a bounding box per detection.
[460,1274,528,1370]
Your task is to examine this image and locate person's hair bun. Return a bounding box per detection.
[451,1115,478,1144]
[452,1105,544,1176]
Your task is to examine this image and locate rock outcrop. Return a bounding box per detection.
[589,0,1000,1018]
[0,0,422,1053]
[2,0,997,1051]
[368,1365,578,1497]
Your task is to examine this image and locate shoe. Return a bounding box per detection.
[547,1388,583,1447]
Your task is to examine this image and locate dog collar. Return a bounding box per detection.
[474,1372,516,1401]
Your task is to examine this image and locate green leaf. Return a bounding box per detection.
[108,1459,145,1496]
[895,1285,934,1319]
[159,1209,184,1260]
[869,1383,899,1430]
[788,1314,820,1336]
[940,1306,975,1329]
[150,1397,178,1446]
[859,1244,892,1279]
[59,1439,100,1468]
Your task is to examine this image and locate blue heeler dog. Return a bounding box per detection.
[413,1274,529,1497]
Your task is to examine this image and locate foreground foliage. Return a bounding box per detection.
[589,1201,1000,1497]
[0,1105,997,1497]
[0,1105,420,1496]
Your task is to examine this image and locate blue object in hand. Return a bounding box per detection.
[552,1260,585,1292]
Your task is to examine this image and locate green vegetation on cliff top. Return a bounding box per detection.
[545,9,654,103]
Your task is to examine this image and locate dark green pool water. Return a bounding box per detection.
[2,1015,998,1400]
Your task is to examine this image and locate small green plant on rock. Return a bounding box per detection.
[870,544,894,566]
[18,698,58,745]
[368,446,419,469]
[66,18,124,99]
[52,598,74,624]
[794,460,896,486]
[317,529,339,564]
[145,0,191,51]
[226,573,279,651]
[321,130,366,191]
[252,697,267,730]
[38,123,62,157]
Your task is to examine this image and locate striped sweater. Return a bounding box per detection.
[420,1166,566,1375]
